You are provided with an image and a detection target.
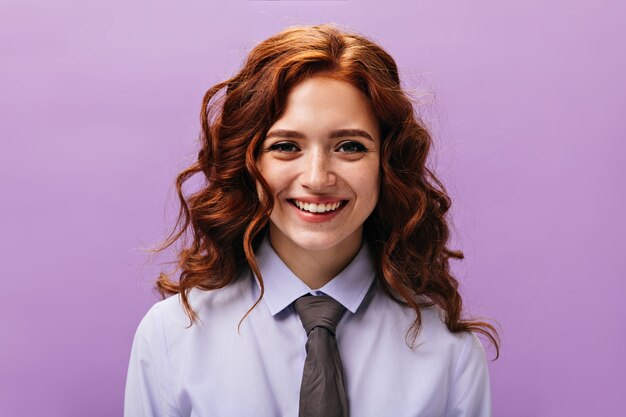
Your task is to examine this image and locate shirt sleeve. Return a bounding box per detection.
[445,332,493,417]
[124,303,180,417]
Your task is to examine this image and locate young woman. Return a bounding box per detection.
[125,23,500,417]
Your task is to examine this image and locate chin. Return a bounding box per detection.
[280,226,362,253]
[289,235,345,251]
[268,220,363,253]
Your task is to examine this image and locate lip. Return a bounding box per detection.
[289,196,348,204]
[287,199,349,223]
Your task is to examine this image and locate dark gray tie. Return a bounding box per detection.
[294,294,349,417]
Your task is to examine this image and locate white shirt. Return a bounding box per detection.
[124,233,492,416]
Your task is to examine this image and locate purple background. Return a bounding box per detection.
[2,1,624,416]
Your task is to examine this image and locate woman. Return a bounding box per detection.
[125,23,500,417]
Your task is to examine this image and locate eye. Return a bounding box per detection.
[337,141,368,153]
[267,142,299,153]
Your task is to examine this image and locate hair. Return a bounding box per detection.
[152,23,500,359]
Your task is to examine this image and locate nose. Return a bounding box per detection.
[300,149,336,190]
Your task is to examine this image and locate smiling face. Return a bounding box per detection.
[255,75,381,258]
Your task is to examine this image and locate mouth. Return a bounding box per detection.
[287,199,349,215]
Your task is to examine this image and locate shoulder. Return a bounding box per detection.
[419,305,491,412]
[134,270,257,338]
[371,285,487,360]
[420,304,487,361]
[377,288,486,358]
[130,296,179,355]
[444,328,492,415]
[417,306,492,414]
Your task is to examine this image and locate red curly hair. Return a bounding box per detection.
[154,23,500,359]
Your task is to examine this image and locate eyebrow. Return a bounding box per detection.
[264,128,375,142]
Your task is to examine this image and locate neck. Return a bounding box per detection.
[267,226,363,290]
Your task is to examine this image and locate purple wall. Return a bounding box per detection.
[2,1,624,416]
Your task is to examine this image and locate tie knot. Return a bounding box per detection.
[294,294,346,336]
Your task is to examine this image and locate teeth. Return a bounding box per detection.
[293,200,343,213]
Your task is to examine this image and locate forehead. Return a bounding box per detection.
[271,76,380,137]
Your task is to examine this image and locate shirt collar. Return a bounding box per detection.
[252,232,376,316]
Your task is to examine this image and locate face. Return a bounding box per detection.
[255,75,381,256]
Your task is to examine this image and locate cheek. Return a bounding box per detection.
[261,161,296,188]
[256,167,287,197]
[255,159,276,196]
[361,165,381,206]
[370,177,381,203]
[254,173,272,202]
